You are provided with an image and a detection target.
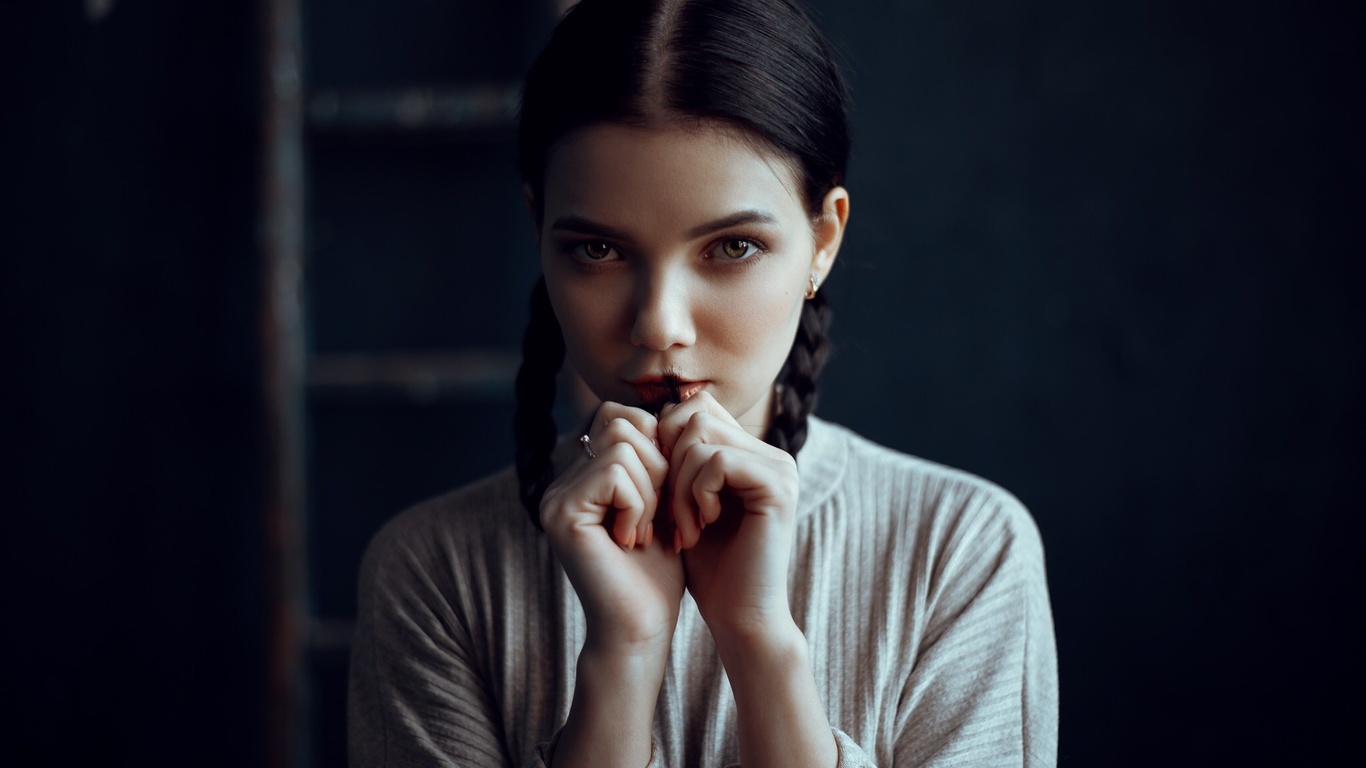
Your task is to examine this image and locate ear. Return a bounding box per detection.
[810,186,849,282]
[522,182,542,243]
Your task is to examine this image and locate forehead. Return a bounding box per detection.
[541,122,807,228]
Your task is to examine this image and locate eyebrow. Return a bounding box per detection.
[549,209,780,242]
[549,215,635,243]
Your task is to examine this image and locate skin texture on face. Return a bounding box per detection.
[535,122,845,438]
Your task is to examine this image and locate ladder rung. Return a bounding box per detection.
[307,84,519,134]
[306,350,519,400]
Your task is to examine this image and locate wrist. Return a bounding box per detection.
[557,641,668,768]
[580,630,673,672]
[711,615,807,681]
[712,620,837,768]
[583,616,676,660]
[709,610,802,658]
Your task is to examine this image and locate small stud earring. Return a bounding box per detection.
[805,272,821,300]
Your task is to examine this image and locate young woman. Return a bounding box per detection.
[348,1,1058,766]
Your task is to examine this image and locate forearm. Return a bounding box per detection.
[552,638,668,768]
[715,620,839,768]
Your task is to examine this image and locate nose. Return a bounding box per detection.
[628,267,696,351]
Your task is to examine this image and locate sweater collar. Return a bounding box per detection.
[794,414,846,518]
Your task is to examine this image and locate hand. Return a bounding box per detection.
[539,403,684,651]
[657,391,801,644]
[658,393,836,768]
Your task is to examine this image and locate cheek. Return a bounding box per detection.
[543,269,630,382]
[705,278,803,360]
[553,289,608,353]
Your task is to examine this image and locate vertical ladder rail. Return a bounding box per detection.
[261,0,309,765]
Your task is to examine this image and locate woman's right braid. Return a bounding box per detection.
[514,277,565,528]
[766,291,832,457]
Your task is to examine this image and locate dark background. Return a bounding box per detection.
[5,0,1361,765]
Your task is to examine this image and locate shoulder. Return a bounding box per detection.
[357,465,546,598]
[806,424,1059,760]
[804,416,1045,569]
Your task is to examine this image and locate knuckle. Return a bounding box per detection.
[645,443,668,466]
[594,402,627,432]
[603,442,636,465]
[646,462,669,488]
[605,461,631,485]
[708,449,731,472]
[539,483,563,509]
[689,411,726,441]
[603,416,634,440]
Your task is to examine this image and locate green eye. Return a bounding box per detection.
[719,239,755,259]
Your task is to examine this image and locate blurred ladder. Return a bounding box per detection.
[261,1,564,765]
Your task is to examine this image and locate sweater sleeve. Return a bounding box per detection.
[348,517,523,767]
[535,732,668,768]
[893,492,1059,767]
[833,727,877,767]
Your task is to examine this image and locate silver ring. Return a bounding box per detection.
[579,434,595,460]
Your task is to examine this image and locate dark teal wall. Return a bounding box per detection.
[5,0,1361,765]
[4,2,265,766]
[806,1,1363,763]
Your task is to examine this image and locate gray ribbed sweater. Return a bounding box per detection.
[348,416,1058,767]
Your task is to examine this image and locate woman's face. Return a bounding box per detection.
[535,122,847,436]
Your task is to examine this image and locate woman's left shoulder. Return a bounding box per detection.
[803,416,1044,555]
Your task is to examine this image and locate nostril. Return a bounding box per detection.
[629,277,696,350]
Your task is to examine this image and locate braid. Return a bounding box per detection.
[514,277,565,528]
[766,291,832,456]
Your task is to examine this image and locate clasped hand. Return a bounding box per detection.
[539,391,800,653]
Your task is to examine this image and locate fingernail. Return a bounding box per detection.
[645,522,654,547]
[624,528,637,550]
[674,531,682,554]
[698,509,706,531]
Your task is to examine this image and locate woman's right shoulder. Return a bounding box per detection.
[358,464,546,586]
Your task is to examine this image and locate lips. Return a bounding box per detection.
[632,377,706,412]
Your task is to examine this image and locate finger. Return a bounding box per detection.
[664,407,751,494]
[670,465,700,551]
[593,401,660,447]
[596,442,659,547]
[665,409,751,549]
[592,460,646,548]
[545,449,646,534]
[662,414,707,550]
[690,448,729,530]
[671,442,725,549]
[656,390,736,459]
[672,435,798,548]
[595,416,669,493]
[594,416,668,547]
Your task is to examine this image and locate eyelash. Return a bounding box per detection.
[567,241,619,264]
[562,235,769,270]
[707,237,767,264]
